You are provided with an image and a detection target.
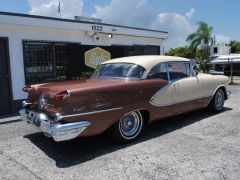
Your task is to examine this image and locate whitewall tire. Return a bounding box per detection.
[111,110,144,142]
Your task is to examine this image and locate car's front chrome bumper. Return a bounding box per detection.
[19,109,91,142]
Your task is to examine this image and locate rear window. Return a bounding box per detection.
[91,63,145,79]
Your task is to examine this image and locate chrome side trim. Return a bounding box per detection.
[172,97,203,105]
[22,101,32,107]
[150,99,172,107]
[55,107,123,121]
[150,96,203,107]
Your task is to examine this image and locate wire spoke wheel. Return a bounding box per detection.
[114,110,144,141]
[209,89,225,112]
[214,90,224,110]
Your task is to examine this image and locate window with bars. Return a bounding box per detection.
[23,41,68,84]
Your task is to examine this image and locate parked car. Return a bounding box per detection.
[20,56,231,142]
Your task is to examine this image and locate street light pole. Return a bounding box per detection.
[230,58,233,84]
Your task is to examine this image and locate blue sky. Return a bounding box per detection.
[152,0,240,41]
[0,0,239,48]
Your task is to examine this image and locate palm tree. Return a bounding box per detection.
[187,22,214,72]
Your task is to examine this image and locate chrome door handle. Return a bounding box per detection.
[173,83,178,91]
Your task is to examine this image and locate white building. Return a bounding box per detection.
[210,44,231,58]
[210,44,240,76]
[0,11,168,114]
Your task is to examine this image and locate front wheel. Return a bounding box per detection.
[111,110,144,142]
[209,89,225,112]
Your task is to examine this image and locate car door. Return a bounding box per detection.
[148,63,173,108]
[167,62,204,113]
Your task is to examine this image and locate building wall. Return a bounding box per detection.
[0,23,164,101]
[210,45,231,57]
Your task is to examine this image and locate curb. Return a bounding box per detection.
[0,116,21,125]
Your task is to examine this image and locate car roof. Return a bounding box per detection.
[102,55,190,70]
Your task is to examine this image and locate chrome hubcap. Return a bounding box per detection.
[120,111,142,138]
[215,90,224,110]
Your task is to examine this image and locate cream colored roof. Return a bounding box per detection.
[102,55,190,70]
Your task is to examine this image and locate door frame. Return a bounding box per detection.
[0,37,13,114]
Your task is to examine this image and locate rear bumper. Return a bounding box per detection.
[19,109,91,142]
[226,88,232,99]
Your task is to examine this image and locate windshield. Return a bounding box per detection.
[91,63,145,79]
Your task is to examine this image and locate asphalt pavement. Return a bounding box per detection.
[0,86,240,180]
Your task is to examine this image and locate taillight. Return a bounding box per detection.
[22,85,32,93]
[55,90,70,101]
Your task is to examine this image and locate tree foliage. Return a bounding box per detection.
[186,21,214,73]
[228,40,240,53]
[165,46,196,59]
[187,22,213,48]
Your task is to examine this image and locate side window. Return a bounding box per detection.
[147,63,168,80]
[167,62,190,81]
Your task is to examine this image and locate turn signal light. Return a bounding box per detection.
[55,90,70,101]
[23,85,32,93]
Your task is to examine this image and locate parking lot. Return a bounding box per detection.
[0,85,240,180]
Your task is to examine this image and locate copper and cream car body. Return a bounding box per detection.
[20,56,231,142]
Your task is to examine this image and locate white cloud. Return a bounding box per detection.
[215,35,230,45]
[28,0,195,49]
[92,1,195,49]
[92,0,154,28]
[151,12,194,49]
[185,8,195,18]
[28,0,84,19]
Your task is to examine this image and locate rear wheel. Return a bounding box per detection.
[111,110,144,142]
[209,89,225,112]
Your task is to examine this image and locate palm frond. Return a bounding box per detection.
[186,32,199,41]
[186,21,213,50]
[190,38,201,49]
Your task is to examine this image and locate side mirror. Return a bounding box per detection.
[192,65,199,76]
[192,64,198,71]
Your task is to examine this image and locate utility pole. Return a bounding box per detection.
[228,57,234,84]
[231,59,233,84]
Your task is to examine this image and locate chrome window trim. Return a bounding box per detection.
[166,62,171,82]
[190,60,194,76]
[55,107,123,121]
[92,63,146,80]
[143,60,191,82]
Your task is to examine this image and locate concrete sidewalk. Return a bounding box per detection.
[0,113,21,124]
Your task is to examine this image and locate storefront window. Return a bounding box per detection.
[23,41,68,84]
[23,41,161,84]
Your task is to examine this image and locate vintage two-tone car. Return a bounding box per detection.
[20,56,231,142]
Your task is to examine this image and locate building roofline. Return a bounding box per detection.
[0,11,168,34]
